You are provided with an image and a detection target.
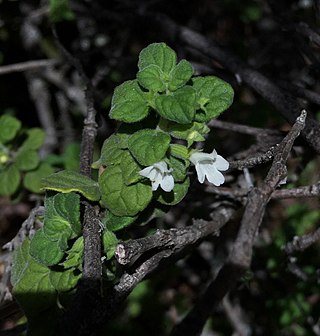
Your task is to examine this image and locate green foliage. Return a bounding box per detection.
[128,129,171,166]
[0,164,20,196]
[156,177,190,205]
[102,229,119,260]
[49,0,75,22]
[23,163,55,193]
[192,76,234,122]
[10,43,235,333]
[155,86,196,124]
[0,115,47,196]
[29,229,65,266]
[101,211,138,232]
[0,114,21,143]
[160,120,210,147]
[99,165,153,216]
[110,80,149,123]
[41,170,101,201]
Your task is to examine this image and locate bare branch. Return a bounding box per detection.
[115,206,234,265]
[229,144,280,170]
[0,59,58,76]
[285,228,320,254]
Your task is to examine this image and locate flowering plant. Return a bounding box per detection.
[11,44,234,330]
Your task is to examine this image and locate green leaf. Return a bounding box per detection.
[99,165,153,216]
[167,156,188,182]
[49,0,75,22]
[101,211,137,232]
[41,170,100,201]
[11,240,56,315]
[102,229,119,260]
[128,129,171,166]
[157,177,190,205]
[23,163,55,193]
[110,80,149,123]
[169,144,190,161]
[49,268,81,292]
[192,76,234,122]
[15,149,39,171]
[29,229,65,266]
[168,60,193,91]
[160,119,210,147]
[21,128,45,151]
[0,114,21,143]
[43,196,72,242]
[155,86,196,124]
[62,143,81,171]
[120,150,143,185]
[138,43,177,74]
[62,237,83,269]
[137,44,193,93]
[43,193,81,242]
[0,164,20,196]
[53,192,81,235]
[92,134,128,168]
[137,65,166,92]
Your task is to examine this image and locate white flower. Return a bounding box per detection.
[139,161,174,192]
[190,149,229,186]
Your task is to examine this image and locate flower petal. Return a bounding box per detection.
[195,163,205,183]
[151,173,162,191]
[206,167,225,186]
[215,155,229,171]
[160,174,174,192]
[139,166,154,178]
[153,161,168,174]
[190,151,215,165]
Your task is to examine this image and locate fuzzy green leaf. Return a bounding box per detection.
[23,163,54,193]
[128,129,170,166]
[138,43,177,74]
[99,165,153,216]
[49,268,81,292]
[0,164,20,196]
[43,192,81,242]
[11,240,56,315]
[92,134,128,168]
[62,237,83,269]
[53,192,81,235]
[43,196,71,242]
[15,149,39,171]
[168,156,188,182]
[192,76,234,122]
[169,144,190,161]
[0,115,21,143]
[155,86,196,124]
[137,65,166,92]
[120,150,143,185]
[101,211,137,232]
[21,128,45,151]
[29,229,65,266]
[157,177,190,205]
[41,170,100,201]
[168,60,193,91]
[160,119,210,147]
[110,80,149,123]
